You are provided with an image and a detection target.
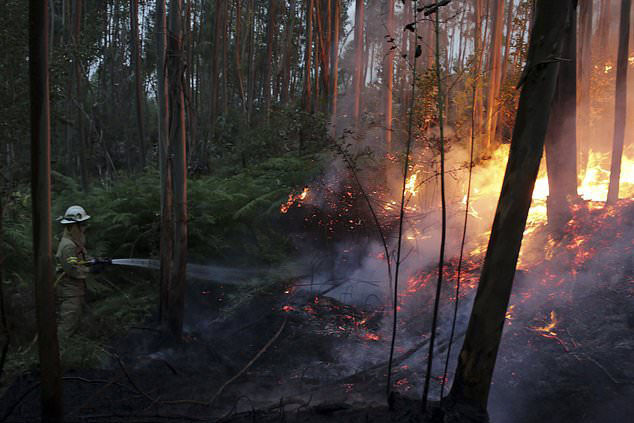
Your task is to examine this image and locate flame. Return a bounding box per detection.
[280,187,310,213]
[532,311,558,337]
[405,171,419,196]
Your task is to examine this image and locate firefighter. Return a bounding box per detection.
[55,205,94,336]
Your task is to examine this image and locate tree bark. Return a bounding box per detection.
[352,0,364,130]
[607,0,632,204]
[445,0,573,419]
[157,0,173,327]
[30,0,63,420]
[545,1,578,229]
[167,0,188,338]
[484,0,505,150]
[131,0,146,168]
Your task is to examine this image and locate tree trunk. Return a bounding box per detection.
[30,1,63,420]
[597,0,612,55]
[246,0,256,124]
[303,0,313,113]
[445,0,573,419]
[500,0,514,88]
[264,0,278,119]
[545,1,578,229]
[210,0,224,146]
[72,0,88,190]
[578,0,593,177]
[484,0,505,150]
[384,0,395,151]
[156,0,173,329]
[352,0,364,130]
[329,0,339,136]
[131,0,146,168]
[166,0,188,338]
[473,0,484,151]
[235,0,247,111]
[607,0,632,204]
[281,0,296,105]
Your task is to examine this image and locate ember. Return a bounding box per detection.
[280,187,309,213]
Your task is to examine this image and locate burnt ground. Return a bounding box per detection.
[1,202,633,423]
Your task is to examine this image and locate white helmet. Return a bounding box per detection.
[58,205,91,224]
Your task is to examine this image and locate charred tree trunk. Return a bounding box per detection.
[30,0,63,420]
[607,0,632,204]
[352,0,364,130]
[131,0,146,168]
[578,0,593,178]
[545,1,578,229]
[484,0,505,150]
[444,1,573,420]
[166,0,188,338]
[246,0,256,124]
[157,0,173,327]
[384,0,395,151]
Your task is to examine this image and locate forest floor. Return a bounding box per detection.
[1,200,633,423]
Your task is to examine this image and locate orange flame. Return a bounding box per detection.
[280,187,309,213]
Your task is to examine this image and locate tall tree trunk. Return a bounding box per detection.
[607,0,632,204]
[329,0,339,136]
[473,0,484,152]
[72,0,88,190]
[484,0,505,150]
[131,0,146,168]
[578,0,593,178]
[246,0,256,124]
[545,1,578,229]
[30,0,63,420]
[235,0,247,111]
[264,0,277,120]
[303,0,313,113]
[445,0,573,419]
[156,0,173,330]
[384,0,395,151]
[281,0,296,105]
[352,0,364,130]
[210,0,224,147]
[500,0,514,88]
[166,0,188,338]
[597,0,612,55]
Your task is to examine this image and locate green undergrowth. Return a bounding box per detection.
[0,153,321,388]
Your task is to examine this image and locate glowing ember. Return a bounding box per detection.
[604,64,613,74]
[362,333,380,341]
[282,305,295,312]
[280,187,309,213]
